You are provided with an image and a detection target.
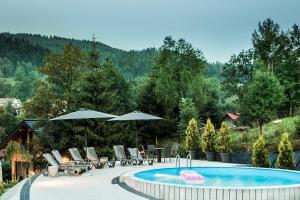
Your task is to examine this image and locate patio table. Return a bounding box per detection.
[155,148,165,163]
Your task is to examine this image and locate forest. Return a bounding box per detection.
[1,18,300,161]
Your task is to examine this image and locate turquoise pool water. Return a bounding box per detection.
[134,167,300,187]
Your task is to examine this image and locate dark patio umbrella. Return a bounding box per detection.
[108,111,163,154]
[50,108,117,159]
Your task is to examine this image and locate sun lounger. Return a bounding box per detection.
[51,150,88,171]
[113,145,132,166]
[84,147,115,168]
[42,153,83,176]
[68,148,87,163]
[128,148,154,165]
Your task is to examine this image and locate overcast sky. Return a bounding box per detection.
[0,0,299,62]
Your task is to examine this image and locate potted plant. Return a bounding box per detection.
[217,122,231,162]
[185,118,201,159]
[252,135,269,167]
[276,132,295,169]
[202,118,216,161]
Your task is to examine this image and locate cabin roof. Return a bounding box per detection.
[0,119,44,149]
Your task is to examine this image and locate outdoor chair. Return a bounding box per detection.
[51,150,88,171]
[128,148,154,165]
[146,144,156,157]
[84,147,115,168]
[113,145,132,166]
[42,153,82,176]
[68,148,93,169]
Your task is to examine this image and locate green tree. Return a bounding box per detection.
[136,36,208,143]
[217,122,232,153]
[0,79,11,97]
[23,82,59,118]
[0,110,18,141]
[28,71,40,80]
[202,118,216,152]
[221,50,255,98]
[152,36,206,119]
[276,132,295,169]
[73,41,134,156]
[10,77,34,101]
[40,44,86,111]
[252,135,269,167]
[185,118,200,151]
[276,24,300,116]
[5,101,17,116]
[252,18,284,73]
[14,65,26,81]
[240,71,285,134]
[178,97,198,137]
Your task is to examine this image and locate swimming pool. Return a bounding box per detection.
[120,167,300,200]
[134,167,300,187]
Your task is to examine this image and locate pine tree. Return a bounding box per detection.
[276,132,296,169]
[74,41,134,157]
[252,135,269,167]
[185,118,200,151]
[202,118,216,152]
[217,122,231,153]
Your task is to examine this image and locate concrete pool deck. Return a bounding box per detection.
[27,159,240,200]
[0,159,242,200]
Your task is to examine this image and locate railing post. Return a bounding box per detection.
[175,154,181,168]
[186,154,192,167]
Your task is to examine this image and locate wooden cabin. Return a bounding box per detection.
[0,119,43,180]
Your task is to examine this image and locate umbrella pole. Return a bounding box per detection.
[85,131,87,157]
[135,122,138,165]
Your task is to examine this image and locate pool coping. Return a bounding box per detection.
[120,166,300,200]
[122,166,300,190]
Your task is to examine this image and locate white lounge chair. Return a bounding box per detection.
[128,148,154,165]
[42,153,82,176]
[113,145,132,166]
[68,148,86,163]
[51,150,88,171]
[84,147,115,168]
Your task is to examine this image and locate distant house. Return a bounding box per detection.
[0,119,43,180]
[224,112,249,131]
[223,112,240,128]
[225,112,240,121]
[0,98,23,114]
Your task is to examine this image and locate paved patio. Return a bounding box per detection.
[28,159,241,200]
[0,159,243,200]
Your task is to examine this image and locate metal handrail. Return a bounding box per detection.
[175,154,181,168]
[186,154,192,167]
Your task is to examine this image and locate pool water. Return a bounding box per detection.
[134,167,300,188]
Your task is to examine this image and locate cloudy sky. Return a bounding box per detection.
[0,0,299,62]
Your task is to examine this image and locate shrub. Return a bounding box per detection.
[185,118,201,151]
[276,132,296,169]
[217,122,232,153]
[202,118,216,152]
[2,161,12,182]
[252,135,269,167]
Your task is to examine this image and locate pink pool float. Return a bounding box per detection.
[180,170,205,183]
[155,170,205,184]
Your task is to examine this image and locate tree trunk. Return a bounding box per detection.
[289,103,293,117]
[259,122,263,135]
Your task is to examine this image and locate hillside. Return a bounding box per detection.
[0,32,157,80]
[231,116,300,151]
